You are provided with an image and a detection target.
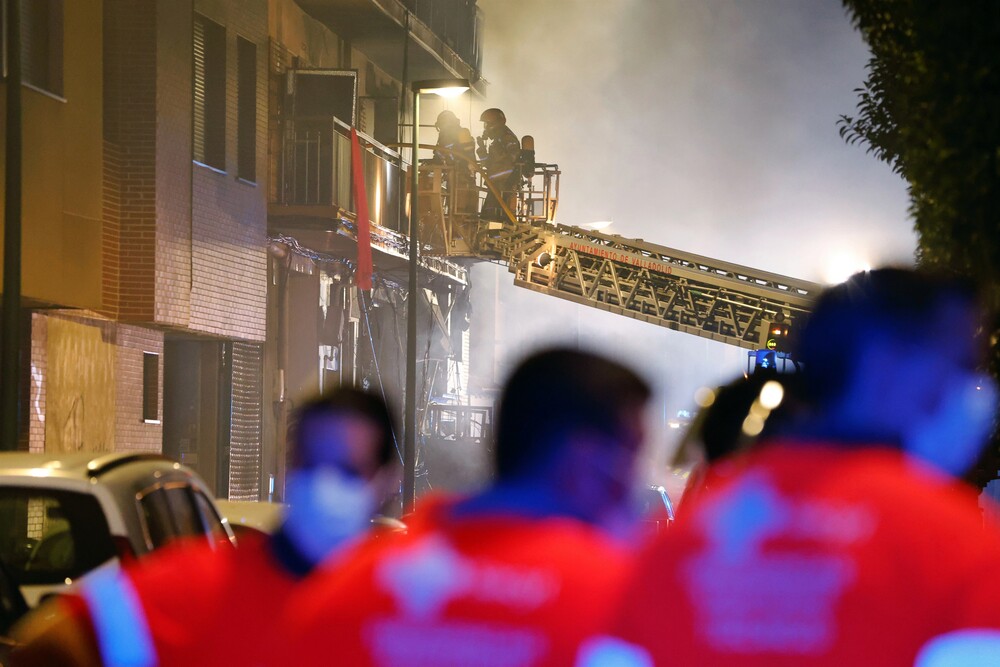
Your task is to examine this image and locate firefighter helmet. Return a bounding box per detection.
[479,108,507,125]
[435,110,459,131]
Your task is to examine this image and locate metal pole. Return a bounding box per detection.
[2,0,24,451]
[399,11,410,147]
[393,17,409,237]
[403,90,420,513]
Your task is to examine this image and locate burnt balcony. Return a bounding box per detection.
[277,116,404,232]
[270,116,469,285]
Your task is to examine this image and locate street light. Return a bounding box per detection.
[405,78,470,513]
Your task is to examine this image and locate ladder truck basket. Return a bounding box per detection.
[416,156,561,258]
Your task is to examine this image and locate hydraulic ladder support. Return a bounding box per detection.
[416,158,821,349]
[482,219,822,349]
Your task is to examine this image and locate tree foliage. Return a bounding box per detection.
[839,1,1000,484]
[839,0,1000,285]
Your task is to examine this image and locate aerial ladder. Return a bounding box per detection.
[417,146,823,355]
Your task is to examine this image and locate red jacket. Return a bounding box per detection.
[283,497,633,667]
[607,442,1000,666]
[47,532,302,667]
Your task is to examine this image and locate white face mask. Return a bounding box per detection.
[282,468,377,565]
[905,372,998,477]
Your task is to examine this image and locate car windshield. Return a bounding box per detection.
[0,488,117,586]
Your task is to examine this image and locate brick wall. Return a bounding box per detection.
[101,139,122,319]
[103,0,266,340]
[189,0,268,342]
[28,312,164,453]
[155,0,194,328]
[28,314,47,453]
[114,325,165,452]
[190,174,268,340]
[103,0,158,321]
[26,499,45,541]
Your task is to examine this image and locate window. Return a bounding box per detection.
[0,489,115,586]
[193,14,225,169]
[288,69,357,123]
[22,0,62,95]
[138,485,205,550]
[142,352,160,423]
[236,36,256,182]
[2,0,64,96]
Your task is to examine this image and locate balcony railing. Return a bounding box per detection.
[280,117,405,233]
[424,403,493,445]
[401,0,482,73]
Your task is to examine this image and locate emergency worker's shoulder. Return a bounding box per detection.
[282,522,416,633]
[10,595,100,667]
[541,519,631,564]
[312,524,404,583]
[497,126,520,148]
[508,517,634,597]
[130,537,232,589]
[890,467,1000,628]
[834,451,1000,597]
[308,502,429,590]
[859,454,994,536]
[114,536,237,633]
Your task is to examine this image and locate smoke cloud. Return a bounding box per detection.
[468,0,914,468]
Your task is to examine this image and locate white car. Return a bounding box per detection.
[214,499,284,538]
[0,452,236,607]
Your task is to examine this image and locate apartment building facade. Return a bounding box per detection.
[265,0,488,500]
[1,0,269,500]
[2,0,488,502]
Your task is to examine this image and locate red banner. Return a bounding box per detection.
[350,127,373,290]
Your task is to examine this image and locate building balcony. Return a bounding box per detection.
[276,116,404,232]
[295,0,485,95]
[269,116,468,285]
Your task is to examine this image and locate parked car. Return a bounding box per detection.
[214,499,284,539]
[0,452,236,608]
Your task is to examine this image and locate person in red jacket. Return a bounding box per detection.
[580,268,1000,667]
[12,387,400,667]
[281,347,652,667]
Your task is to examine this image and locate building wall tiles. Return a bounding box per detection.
[189,0,269,342]
[154,0,194,328]
[28,314,47,453]
[114,324,165,452]
[103,0,158,321]
[103,0,268,341]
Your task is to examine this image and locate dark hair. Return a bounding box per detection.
[495,348,651,480]
[684,373,793,463]
[795,267,980,405]
[290,387,398,469]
